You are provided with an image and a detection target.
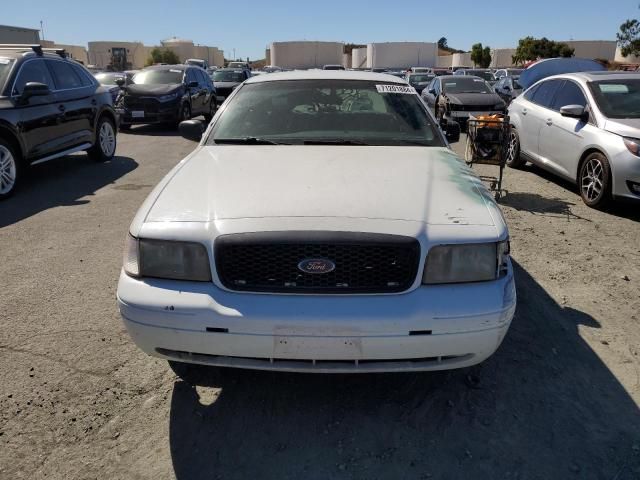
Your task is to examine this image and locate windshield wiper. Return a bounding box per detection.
[214,137,289,145]
[303,139,370,146]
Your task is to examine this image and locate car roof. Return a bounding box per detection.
[245,70,407,84]
[216,68,245,72]
[144,64,187,71]
[550,71,640,82]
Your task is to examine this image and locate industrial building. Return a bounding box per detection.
[0,24,40,44]
[367,42,437,69]
[270,41,343,69]
[564,40,617,61]
[88,38,224,70]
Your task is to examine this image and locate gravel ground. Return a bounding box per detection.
[1,129,639,480]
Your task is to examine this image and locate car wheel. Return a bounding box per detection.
[177,103,191,127]
[579,152,611,209]
[0,139,21,200]
[505,128,526,168]
[88,117,117,162]
[204,99,216,122]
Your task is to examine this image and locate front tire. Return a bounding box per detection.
[88,117,117,162]
[203,99,217,122]
[505,128,526,168]
[0,139,21,200]
[176,102,191,128]
[579,152,611,209]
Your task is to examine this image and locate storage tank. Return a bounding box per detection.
[270,41,343,69]
[366,42,437,69]
[436,55,452,68]
[490,49,516,68]
[342,53,351,69]
[564,40,617,62]
[351,47,367,69]
[451,52,472,68]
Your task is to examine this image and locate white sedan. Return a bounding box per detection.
[117,70,516,374]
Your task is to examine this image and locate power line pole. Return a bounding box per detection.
[40,20,45,41]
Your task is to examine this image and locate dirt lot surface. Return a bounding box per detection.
[1,129,639,479]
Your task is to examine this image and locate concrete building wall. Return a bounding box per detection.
[351,47,367,69]
[564,40,617,61]
[452,52,472,68]
[366,42,437,69]
[490,48,516,68]
[615,45,640,64]
[270,41,343,69]
[54,44,88,64]
[0,24,39,44]
[88,41,147,69]
[437,55,452,68]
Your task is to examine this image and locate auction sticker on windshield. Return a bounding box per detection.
[376,84,415,94]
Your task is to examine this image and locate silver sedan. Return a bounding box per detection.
[507,72,640,208]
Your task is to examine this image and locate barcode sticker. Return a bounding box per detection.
[376,84,416,94]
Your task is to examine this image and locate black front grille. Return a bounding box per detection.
[124,96,159,113]
[215,232,421,294]
[451,104,500,112]
[215,87,232,98]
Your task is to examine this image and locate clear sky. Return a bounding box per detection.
[3,0,635,60]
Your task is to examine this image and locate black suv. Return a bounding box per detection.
[0,45,118,199]
[212,68,250,104]
[117,64,216,130]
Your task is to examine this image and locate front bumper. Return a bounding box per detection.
[117,263,516,373]
[116,103,180,125]
[611,148,640,201]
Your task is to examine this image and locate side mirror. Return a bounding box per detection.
[503,85,511,91]
[428,88,436,95]
[560,104,587,120]
[442,120,460,143]
[179,119,205,142]
[115,78,125,87]
[21,82,50,99]
[187,81,199,88]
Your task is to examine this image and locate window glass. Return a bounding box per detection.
[133,69,183,85]
[523,84,539,101]
[213,70,246,82]
[442,77,492,94]
[13,59,54,94]
[197,69,209,86]
[530,80,562,108]
[186,69,198,84]
[208,79,443,147]
[71,64,94,87]
[95,72,124,85]
[588,79,640,118]
[552,81,587,110]
[47,61,83,89]
[0,57,15,91]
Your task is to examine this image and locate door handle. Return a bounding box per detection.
[58,104,66,112]
[522,108,527,115]
[546,119,553,126]
[91,99,97,105]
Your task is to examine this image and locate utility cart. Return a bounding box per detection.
[464,114,510,200]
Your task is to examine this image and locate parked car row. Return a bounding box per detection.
[0,44,118,199]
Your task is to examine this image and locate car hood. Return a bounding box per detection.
[125,84,182,96]
[603,118,640,137]
[145,146,498,226]
[445,92,503,106]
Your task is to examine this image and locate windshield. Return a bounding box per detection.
[409,74,433,84]
[466,70,495,81]
[133,69,183,85]
[208,79,443,147]
[0,57,14,91]
[589,79,640,118]
[95,73,123,86]
[214,70,245,82]
[442,77,493,94]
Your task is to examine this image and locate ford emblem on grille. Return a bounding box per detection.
[297,258,336,274]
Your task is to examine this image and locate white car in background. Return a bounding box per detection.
[117,71,516,374]
[507,72,640,208]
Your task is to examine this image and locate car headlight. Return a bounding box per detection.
[158,92,179,102]
[123,235,211,281]
[623,137,640,157]
[422,241,509,284]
